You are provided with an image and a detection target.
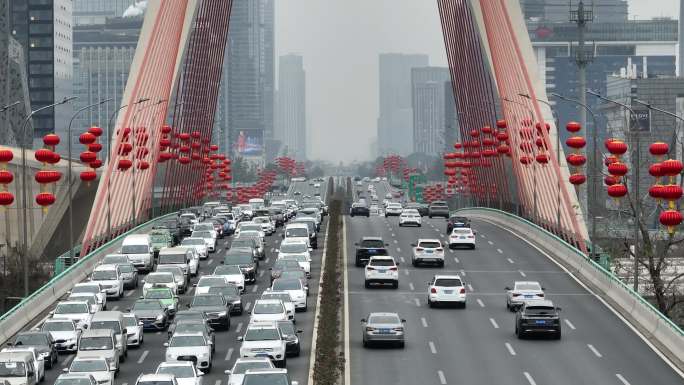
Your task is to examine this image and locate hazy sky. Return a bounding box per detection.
[275,0,679,163]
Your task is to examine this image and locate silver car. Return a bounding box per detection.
[117,263,139,289]
[122,314,143,347]
[506,281,545,311]
[361,312,405,348]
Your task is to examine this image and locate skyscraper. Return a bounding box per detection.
[520,0,628,23]
[275,54,306,161]
[215,0,275,166]
[411,67,450,155]
[73,0,133,25]
[377,53,429,156]
[10,0,73,147]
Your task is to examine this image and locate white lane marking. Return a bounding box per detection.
[404,270,409,276]
[122,383,128,385]
[505,342,516,356]
[270,248,275,253]
[523,372,537,385]
[428,341,437,354]
[497,248,503,254]
[397,247,401,253]
[235,322,243,333]
[481,234,486,238]
[244,302,251,311]
[449,249,454,253]
[477,299,485,308]
[61,355,74,367]
[393,240,398,244]
[434,229,440,232]
[207,259,214,265]
[587,344,603,358]
[400,256,406,263]
[519,270,526,277]
[454,257,460,263]
[125,290,134,297]
[488,240,493,245]
[460,269,466,276]
[439,233,445,237]
[265,258,270,264]
[137,350,149,364]
[507,258,515,264]
[259,270,265,277]
[421,317,428,327]
[467,283,474,292]
[414,298,421,307]
[564,319,576,330]
[409,282,414,291]
[489,318,499,329]
[225,347,234,361]
[112,305,119,311]
[252,285,258,293]
[214,380,221,385]
[311,215,333,385]
[615,374,631,385]
[437,370,447,385]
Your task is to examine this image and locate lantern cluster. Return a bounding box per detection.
[0,148,14,207]
[117,127,134,171]
[564,121,587,186]
[604,138,629,201]
[34,134,63,212]
[276,157,297,176]
[79,127,103,184]
[495,119,511,156]
[202,146,232,199]
[234,170,277,204]
[158,125,175,163]
[423,184,445,203]
[648,142,683,233]
[534,121,551,165]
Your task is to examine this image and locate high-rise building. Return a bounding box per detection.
[377,53,429,156]
[10,0,73,147]
[275,54,306,161]
[411,67,450,155]
[70,16,143,156]
[520,0,628,23]
[73,0,133,25]
[443,81,460,153]
[215,0,275,166]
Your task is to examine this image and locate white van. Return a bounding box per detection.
[120,234,154,273]
[248,198,265,211]
[282,223,310,247]
[89,311,128,360]
[0,351,38,385]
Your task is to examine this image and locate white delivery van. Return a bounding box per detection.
[120,234,154,273]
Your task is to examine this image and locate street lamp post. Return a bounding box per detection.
[19,96,77,297]
[66,98,112,264]
[587,90,640,291]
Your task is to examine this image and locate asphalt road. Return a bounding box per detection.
[345,181,684,385]
[26,179,327,385]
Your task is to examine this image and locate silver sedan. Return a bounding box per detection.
[361,312,405,348]
[506,281,545,311]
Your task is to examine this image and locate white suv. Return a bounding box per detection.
[384,203,403,217]
[238,322,287,368]
[411,239,445,267]
[428,275,466,308]
[364,256,399,289]
[90,264,124,299]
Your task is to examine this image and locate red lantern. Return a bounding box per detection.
[49,152,61,165]
[118,127,131,136]
[35,170,62,184]
[0,149,13,163]
[469,140,480,148]
[179,133,191,141]
[649,163,664,178]
[159,138,172,147]
[35,149,54,163]
[79,132,97,145]
[444,169,456,176]
[482,126,493,134]
[43,134,60,147]
[118,159,132,171]
[191,131,201,139]
[88,143,102,153]
[482,149,496,158]
[660,159,683,177]
[35,192,56,209]
[0,191,14,206]
[661,184,683,201]
[535,154,549,164]
[118,143,133,155]
[496,144,510,155]
[137,161,150,170]
[566,121,581,132]
[210,144,219,152]
[604,155,619,167]
[605,175,619,186]
[566,154,586,167]
[607,184,628,198]
[649,184,664,199]
[520,155,533,165]
[178,156,191,165]
[179,145,190,154]
[90,159,103,169]
[569,173,587,185]
[88,126,103,137]
[566,136,586,149]
[158,152,173,162]
[482,138,495,146]
[496,119,507,129]
[454,142,462,149]
[659,210,683,233]
[80,171,97,182]
[161,125,172,134]
[649,142,669,157]
[607,162,628,177]
[536,122,550,132]
[519,141,533,153]
[80,151,97,163]
[496,132,509,142]
[469,129,480,138]
[0,170,13,184]
[606,139,627,155]
[535,137,545,148]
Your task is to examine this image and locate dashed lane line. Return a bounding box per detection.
[564,319,576,330]
[421,317,428,327]
[488,241,493,245]
[428,341,437,354]
[400,256,406,263]
[505,342,516,356]
[252,285,259,293]
[413,298,421,307]
[397,247,401,253]
[393,239,398,244]
[519,270,526,277]
[404,270,409,276]
[460,269,466,276]
[225,347,234,361]
[137,350,149,364]
[207,259,214,265]
[615,374,631,385]
[467,283,474,292]
[497,248,503,254]
[236,322,243,334]
[265,258,270,264]
[111,305,119,311]
[489,318,499,329]
[409,282,414,291]
[454,257,460,263]
[244,302,251,311]
[507,258,515,264]
[587,344,603,358]
[61,355,74,367]
[214,380,221,385]
[437,370,447,385]
[523,372,537,385]
[259,270,265,278]
[477,299,485,308]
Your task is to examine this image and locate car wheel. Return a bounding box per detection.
[461,302,466,309]
[429,215,433,218]
[555,331,562,340]
[120,353,125,363]
[517,330,525,339]
[428,298,434,308]
[392,281,398,289]
[362,339,368,348]
[438,261,445,268]
[295,347,301,357]
[398,341,405,349]
[364,281,370,289]
[119,289,123,299]
[412,259,417,267]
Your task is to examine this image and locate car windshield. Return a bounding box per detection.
[369,259,394,267]
[253,218,269,224]
[451,229,471,235]
[54,378,93,385]
[262,293,291,302]
[277,322,295,336]
[102,256,128,264]
[525,306,556,315]
[122,317,137,327]
[280,243,307,253]
[361,239,384,248]
[70,359,108,372]
[193,231,212,238]
[232,361,272,374]
[146,274,173,283]
[55,303,88,314]
[42,321,75,332]
[208,286,239,296]
[214,265,242,275]
[195,224,214,231]
[92,270,117,280]
[198,277,226,287]
[274,260,300,270]
[253,302,283,314]
[272,280,301,291]
[516,283,541,291]
[79,337,113,350]
[192,296,223,306]
[134,300,163,310]
[224,255,252,265]
[118,264,135,273]
[285,228,308,238]
[282,255,308,262]
[90,321,121,333]
[174,313,203,322]
[368,315,399,324]
[434,278,462,287]
[174,323,206,334]
[150,234,168,243]
[419,241,441,248]
[244,328,279,341]
[241,225,262,232]
[243,374,289,385]
[146,290,173,299]
[139,381,173,385]
[163,221,178,228]
[0,362,26,376]
[121,245,148,254]
[182,239,205,246]
[71,286,98,294]
[159,254,186,264]
[169,335,206,347]
[15,334,47,346]
[280,271,304,280]
[231,239,253,248]
[157,365,194,378]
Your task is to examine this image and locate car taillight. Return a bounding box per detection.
[468,236,474,238]
[416,247,424,251]
[460,288,466,294]
[430,288,437,293]
[366,267,375,271]
[365,327,375,332]
[389,267,398,271]
[536,293,544,297]
[436,248,443,252]
[393,327,403,332]
[512,293,521,297]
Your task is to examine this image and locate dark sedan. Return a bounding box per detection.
[207,285,243,315]
[350,203,370,217]
[515,300,562,339]
[188,294,231,330]
[355,237,389,267]
[130,299,169,330]
[270,259,303,284]
[9,331,58,369]
[446,215,471,234]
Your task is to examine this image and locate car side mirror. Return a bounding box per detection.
[395,262,400,266]
[297,329,303,333]
[505,287,511,291]
[220,261,224,264]
[197,372,204,377]
[62,368,68,373]
[541,287,546,291]
[82,324,89,330]
[411,243,416,247]
[292,381,299,385]
[126,308,131,312]
[193,283,198,287]
[163,342,169,347]
[308,248,313,252]
[122,328,127,334]
[354,242,358,246]
[237,336,243,342]
[139,296,144,299]
[186,304,191,308]
[360,318,366,323]
[401,319,406,323]
[556,307,562,311]
[138,321,144,326]
[224,370,232,375]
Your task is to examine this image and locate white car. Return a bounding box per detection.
[165,333,213,373]
[192,223,218,240]
[194,276,230,295]
[399,210,422,227]
[506,281,545,311]
[155,266,187,294]
[260,292,295,322]
[448,227,476,249]
[213,265,246,293]
[90,264,124,299]
[384,203,403,216]
[1,347,44,382]
[250,299,289,323]
[252,216,275,235]
[122,314,143,347]
[411,239,445,267]
[67,293,103,314]
[143,272,178,296]
[65,357,114,385]
[364,256,399,289]
[224,357,274,385]
[279,255,311,278]
[41,319,81,353]
[181,238,209,260]
[236,223,265,239]
[428,275,466,308]
[156,361,204,385]
[191,231,216,253]
[270,279,307,312]
[238,322,287,368]
[69,283,107,310]
[51,301,93,330]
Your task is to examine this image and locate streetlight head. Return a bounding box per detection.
[61,96,78,104]
[136,97,150,104]
[518,93,531,99]
[633,99,650,107]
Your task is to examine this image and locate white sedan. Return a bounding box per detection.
[224,358,274,385]
[384,203,403,216]
[506,281,545,311]
[213,265,246,293]
[447,228,476,249]
[156,361,203,385]
[427,275,466,308]
[164,333,213,373]
[250,299,289,323]
[398,209,422,227]
[194,276,229,295]
[66,357,114,385]
[270,279,307,312]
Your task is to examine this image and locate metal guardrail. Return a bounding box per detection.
[0,212,178,345]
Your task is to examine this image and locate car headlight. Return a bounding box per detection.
[218,311,227,317]
[106,357,115,366]
[232,300,241,305]
[156,314,165,321]
[38,352,50,359]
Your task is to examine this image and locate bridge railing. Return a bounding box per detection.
[456,207,684,369]
[0,212,177,346]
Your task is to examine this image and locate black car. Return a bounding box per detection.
[350,203,370,217]
[168,311,209,338]
[10,331,58,368]
[222,249,258,283]
[188,294,231,330]
[428,201,450,218]
[268,208,285,227]
[277,320,302,357]
[130,299,169,330]
[229,238,260,261]
[207,285,243,315]
[270,259,303,284]
[515,300,562,340]
[446,215,471,233]
[405,203,428,217]
[355,237,389,267]
[178,216,194,236]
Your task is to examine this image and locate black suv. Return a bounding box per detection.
[515,300,562,340]
[350,203,370,217]
[446,215,471,233]
[355,237,389,267]
[405,203,428,217]
[428,201,450,218]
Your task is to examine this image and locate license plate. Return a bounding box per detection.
[255,353,268,357]
[535,320,546,325]
[367,249,376,254]
[444,290,453,294]
[425,250,433,254]
[377,268,386,273]
[378,329,391,334]
[524,295,534,299]
[459,236,466,239]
